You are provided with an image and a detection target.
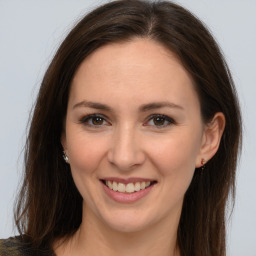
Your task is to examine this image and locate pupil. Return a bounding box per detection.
[92,117,103,125]
[154,117,165,126]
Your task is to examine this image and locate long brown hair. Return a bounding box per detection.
[15,1,242,255]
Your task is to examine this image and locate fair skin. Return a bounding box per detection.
[57,38,225,256]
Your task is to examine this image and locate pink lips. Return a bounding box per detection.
[101,178,156,203]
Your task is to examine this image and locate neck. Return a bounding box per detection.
[55,204,181,256]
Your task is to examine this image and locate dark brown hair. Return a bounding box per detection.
[15,1,242,255]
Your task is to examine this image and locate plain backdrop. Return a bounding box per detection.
[0,1,255,255]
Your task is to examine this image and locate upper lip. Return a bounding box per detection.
[100,177,157,184]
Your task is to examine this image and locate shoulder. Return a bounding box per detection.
[0,236,25,256]
[0,236,55,256]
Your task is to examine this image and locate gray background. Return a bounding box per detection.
[0,1,255,255]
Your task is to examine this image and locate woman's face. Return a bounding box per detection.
[63,38,206,232]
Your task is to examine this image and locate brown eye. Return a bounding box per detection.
[145,114,175,128]
[80,114,109,127]
[153,116,166,126]
[92,117,104,125]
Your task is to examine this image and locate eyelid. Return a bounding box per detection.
[144,114,176,128]
[79,113,110,126]
[79,113,176,129]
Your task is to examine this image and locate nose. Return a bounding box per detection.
[107,126,145,171]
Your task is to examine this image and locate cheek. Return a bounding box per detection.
[146,130,201,177]
[147,132,201,207]
[67,132,108,175]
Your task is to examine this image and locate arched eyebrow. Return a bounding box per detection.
[73,101,112,111]
[139,102,184,112]
[72,100,184,112]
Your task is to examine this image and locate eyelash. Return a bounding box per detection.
[145,114,176,128]
[79,113,176,128]
[79,114,109,128]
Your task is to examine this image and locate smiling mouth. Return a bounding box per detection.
[101,180,157,193]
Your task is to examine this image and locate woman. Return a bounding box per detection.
[0,0,242,255]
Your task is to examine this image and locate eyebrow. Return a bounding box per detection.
[73,101,112,111]
[139,102,184,112]
[72,100,184,112]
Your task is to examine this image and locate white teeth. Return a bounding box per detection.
[117,183,125,193]
[105,180,152,193]
[106,180,113,189]
[113,181,118,191]
[126,183,135,193]
[134,182,140,191]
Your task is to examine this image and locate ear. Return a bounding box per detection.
[61,131,68,153]
[196,112,225,168]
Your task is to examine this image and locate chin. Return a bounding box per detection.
[105,218,151,233]
[97,207,159,233]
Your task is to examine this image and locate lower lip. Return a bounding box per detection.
[102,182,155,203]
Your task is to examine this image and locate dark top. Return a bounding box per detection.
[0,237,55,256]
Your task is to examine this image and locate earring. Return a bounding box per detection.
[201,158,206,170]
[63,151,69,164]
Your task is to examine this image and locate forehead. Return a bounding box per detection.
[69,38,199,112]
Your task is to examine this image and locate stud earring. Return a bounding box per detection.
[201,158,206,170]
[63,151,69,164]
